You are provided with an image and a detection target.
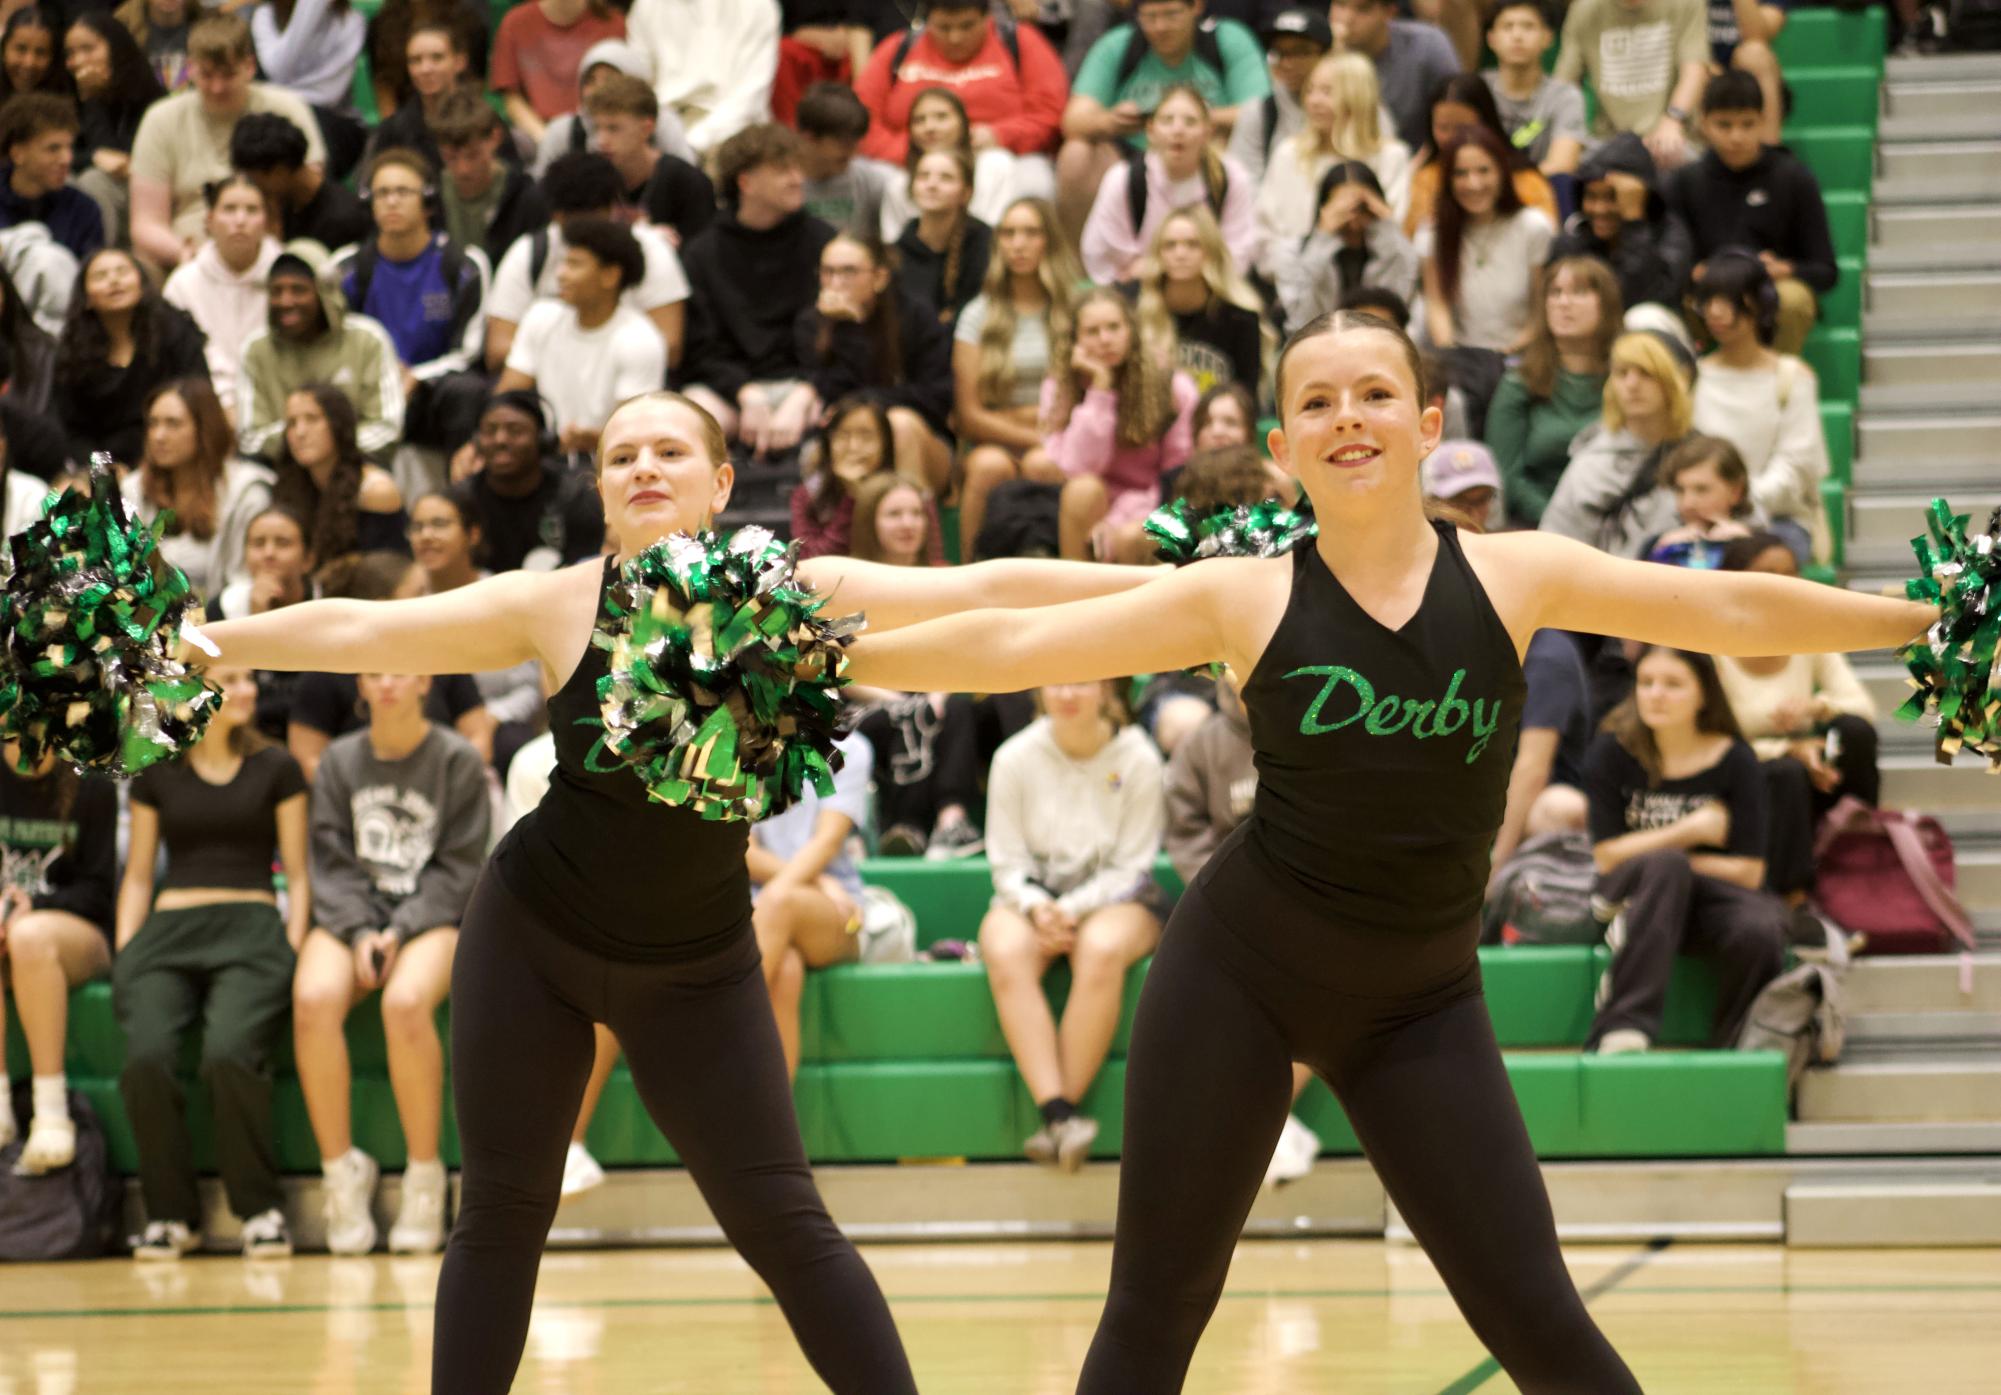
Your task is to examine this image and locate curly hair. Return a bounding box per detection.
[271,383,369,566]
[1046,287,1176,451]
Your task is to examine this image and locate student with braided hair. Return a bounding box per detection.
[891,146,991,327]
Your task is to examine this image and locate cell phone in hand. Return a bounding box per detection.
[370,942,388,977]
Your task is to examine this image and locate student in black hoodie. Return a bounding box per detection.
[680,122,835,455]
[795,229,955,491]
[363,17,520,176]
[1547,132,1692,316]
[1665,71,1837,356]
[431,90,548,269]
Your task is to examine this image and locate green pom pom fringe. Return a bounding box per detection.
[1144,497,1318,565]
[1897,499,2001,771]
[595,526,859,822]
[0,456,220,777]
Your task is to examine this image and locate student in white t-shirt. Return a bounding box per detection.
[496,217,668,457]
[481,152,688,374]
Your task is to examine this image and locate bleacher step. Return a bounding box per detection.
[1796,1057,2001,1123]
[1787,1120,2001,1154]
[1867,238,2001,273]
[1881,72,2001,123]
[1785,1180,2001,1246]
[1844,1012,2001,1048]
[1876,111,2001,143]
[1862,340,2001,389]
[1848,488,2001,552]
[1864,271,2001,329]
[1848,448,1998,494]
[1876,140,2001,185]
[1871,204,2001,257]
[1873,171,2001,204]
[1878,762,2001,821]
[1843,954,2001,1014]
[1886,52,2001,84]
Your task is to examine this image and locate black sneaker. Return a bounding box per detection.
[923,819,984,860]
[877,824,927,857]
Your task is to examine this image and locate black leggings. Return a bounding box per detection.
[433,871,916,1395]
[1078,871,1640,1394]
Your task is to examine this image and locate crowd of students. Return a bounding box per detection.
[0,0,1892,1249]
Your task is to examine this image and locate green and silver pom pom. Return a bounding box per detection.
[595,527,859,822]
[0,456,220,776]
[1144,497,1318,565]
[1897,499,2001,771]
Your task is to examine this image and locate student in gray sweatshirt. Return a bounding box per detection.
[293,670,490,1260]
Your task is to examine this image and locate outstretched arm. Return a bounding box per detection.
[844,561,1235,694]
[800,555,1165,633]
[195,566,580,676]
[1497,533,1936,658]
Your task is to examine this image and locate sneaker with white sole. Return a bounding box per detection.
[388,1160,447,1254]
[1595,1028,1652,1055]
[1052,1115,1099,1173]
[13,1114,75,1175]
[1263,1114,1320,1188]
[240,1208,293,1259]
[323,1148,380,1255]
[1023,1124,1059,1166]
[560,1142,605,1200]
[133,1220,202,1261]
[922,819,984,860]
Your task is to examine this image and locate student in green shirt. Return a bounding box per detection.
[1054,0,1268,234]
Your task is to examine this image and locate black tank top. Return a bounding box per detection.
[1233,520,1526,937]
[491,556,752,961]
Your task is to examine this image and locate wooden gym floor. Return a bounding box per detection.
[0,1239,1995,1393]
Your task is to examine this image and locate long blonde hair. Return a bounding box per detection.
[974,197,1082,409]
[1297,53,1388,172]
[1132,206,1274,391]
[1046,287,1177,450]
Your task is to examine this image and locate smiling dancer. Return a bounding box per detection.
[847,310,1938,1393]
[191,390,1162,1394]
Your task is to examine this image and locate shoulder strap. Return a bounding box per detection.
[1816,796,1978,960]
[890,25,917,82]
[1124,147,1148,232]
[568,116,586,154]
[1259,93,1280,164]
[348,245,378,311]
[1776,355,1797,411]
[998,16,1020,69]
[528,228,550,288]
[1112,24,1149,91]
[1194,18,1224,75]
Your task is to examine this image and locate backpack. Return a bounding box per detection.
[0,1087,125,1261]
[1940,0,2001,50]
[1812,795,1978,979]
[889,17,1023,82]
[1255,92,1282,167]
[1110,18,1226,96]
[1735,961,1845,1090]
[1482,831,1603,945]
[857,885,919,963]
[1123,146,1230,234]
[343,236,473,318]
[972,478,1061,560]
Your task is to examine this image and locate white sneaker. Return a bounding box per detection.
[559,1142,605,1201]
[1596,1028,1652,1055]
[1264,1114,1321,1188]
[133,1220,202,1261]
[1052,1115,1099,1173]
[323,1148,380,1255]
[240,1208,293,1259]
[387,1160,447,1255]
[14,1114,75,1175]
[1023,1124,1059,1166]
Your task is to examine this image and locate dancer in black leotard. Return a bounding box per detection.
[849,310,1939,1393]
[195,389,1165,1394]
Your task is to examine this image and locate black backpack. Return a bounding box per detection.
[0,1087,124,1261]
[1110,18,1226,95]
[1941,0,2001,49]
[1123,146,1229,232]
[972,479,1061,560]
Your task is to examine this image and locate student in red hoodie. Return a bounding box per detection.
[852,0,1066,223]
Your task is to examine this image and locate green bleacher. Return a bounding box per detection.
[6,855,1788,1173]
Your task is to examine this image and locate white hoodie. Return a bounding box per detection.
[624,0,779,155]
[164,238,284,417]
[985,719,1166,920]
[252,0,369,110]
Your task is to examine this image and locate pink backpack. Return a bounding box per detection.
[1813,796,1977,991]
